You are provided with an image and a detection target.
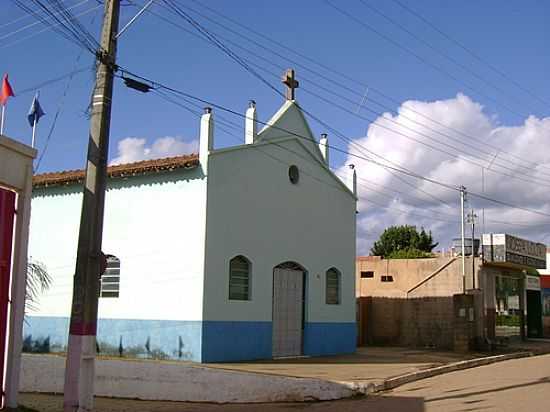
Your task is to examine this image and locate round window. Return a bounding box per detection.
[289,165,299,184]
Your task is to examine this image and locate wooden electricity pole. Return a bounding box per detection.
[63,1,120,411]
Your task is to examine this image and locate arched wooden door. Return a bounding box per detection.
[272,262,305,358]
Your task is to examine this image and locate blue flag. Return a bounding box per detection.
[27,92,45,127]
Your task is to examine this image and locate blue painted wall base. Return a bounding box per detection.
[23,316,202,362]
[201,321,272,362]
[303,322,357,356]
[24,317,357,362]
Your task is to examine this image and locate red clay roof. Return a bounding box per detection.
[356,256,382,261]
[33,154,199,188]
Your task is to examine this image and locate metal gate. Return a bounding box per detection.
[272,268,303,358]
[0,188,16,408]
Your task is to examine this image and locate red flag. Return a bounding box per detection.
[0,74,15,106]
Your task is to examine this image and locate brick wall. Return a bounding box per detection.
[360,296,455,349]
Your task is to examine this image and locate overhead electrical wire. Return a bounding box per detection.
[1,3,102,49]
[152,0,550,211]
[1,0,91,40]
[35,8,101,172]
[16,66,94,96]
[357,0,546,116]
[151,86,465,226]
[164,0,550,179]
[141,0,550,221]
[153,82,550,230]
[16,0,549,227]
[12,0,100,55]
[116,64,550,221]
[390,0,550,109]
[324,0,550,129]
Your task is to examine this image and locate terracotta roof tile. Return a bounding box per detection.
[33,154,199,188]
[356,256,382,261]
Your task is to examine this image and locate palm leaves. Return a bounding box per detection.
[26,260,51,314]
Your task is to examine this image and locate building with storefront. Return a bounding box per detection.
[537,248,550,337]
[356,233,546,349]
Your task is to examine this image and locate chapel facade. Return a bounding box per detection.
[27,83,358,362]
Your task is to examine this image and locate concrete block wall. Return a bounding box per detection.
[361,297,455,349]
[400,297,455,349]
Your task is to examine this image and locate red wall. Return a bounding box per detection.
[0,188,16,408]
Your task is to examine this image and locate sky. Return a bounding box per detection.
[2,0,550,254]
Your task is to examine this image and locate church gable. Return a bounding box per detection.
[257,100,324,162]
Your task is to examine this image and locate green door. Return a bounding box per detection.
[526,290,543,338]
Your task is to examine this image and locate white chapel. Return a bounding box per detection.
[27,71,358,362]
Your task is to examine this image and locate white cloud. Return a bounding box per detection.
[110,136,198,165]
[339,93,550,255]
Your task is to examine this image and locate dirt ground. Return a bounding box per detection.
[18,393,424,412]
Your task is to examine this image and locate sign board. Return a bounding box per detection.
[508,295,520,310]
[482,233,546,269]
[526,275,541,291]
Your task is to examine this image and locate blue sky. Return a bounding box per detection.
[3,1,550,251]
[2,0,548,173]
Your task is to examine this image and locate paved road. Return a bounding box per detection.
[389,353,550,412]
[20,354,550,412]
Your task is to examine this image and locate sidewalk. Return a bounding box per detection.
[505,338,550,355]
[204,346,482,386]
[18,344,545,410]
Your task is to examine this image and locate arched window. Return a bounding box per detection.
[229,255,251,301]
[100,255,120,298]
[326,268,341,305]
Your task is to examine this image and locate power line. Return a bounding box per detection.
[35,9,100,172]
[1,0,90,40]
[116,66,550,220]
[1,3,102,49]
[228,51,550,187]
[12,0,99,55]
[357,0,546,116]
[390,0,550,109]
[155,84,550,231]
[17,66,94,96]
[166,1,550,179]
[324,0,550,128]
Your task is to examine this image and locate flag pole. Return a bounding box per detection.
[1,105,5,135]
[31,117,37,148]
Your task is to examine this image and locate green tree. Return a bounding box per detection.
[370,225,438,258]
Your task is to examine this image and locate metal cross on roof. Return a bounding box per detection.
[282,69,299,100]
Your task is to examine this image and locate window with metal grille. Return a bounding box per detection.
[361,271,374,278]
[229,255,251,301]
[326,268,341,305]
[381,275,394,282]
[100,255,120,298]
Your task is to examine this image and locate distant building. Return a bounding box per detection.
[27,96,357,362]
[537,248,550,337]
[356,234,546,349]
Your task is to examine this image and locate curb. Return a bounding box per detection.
[344,351,533,395]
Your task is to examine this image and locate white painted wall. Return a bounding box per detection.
[20,354,355,403]
[1,135,36,409]
[203,137,356,324]
[539,251,550,276]
[28,169,207,321]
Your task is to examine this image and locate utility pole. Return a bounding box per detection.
[63,1,120,411]
[467,209,478,289]
[460,186,467,293]
[481,167,485,235]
